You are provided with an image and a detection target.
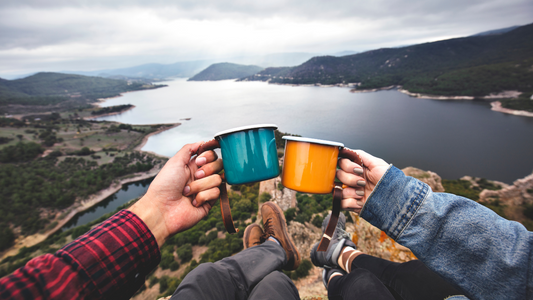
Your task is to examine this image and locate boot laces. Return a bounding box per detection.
[261,218,275,240]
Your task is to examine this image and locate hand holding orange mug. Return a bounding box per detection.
[281,136,365,251]
[337,150,390,213]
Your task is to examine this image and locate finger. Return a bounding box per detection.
[343,186,364,199]
[192,187,221,207]
[195,150,218,167]
[184,174,222,197]
[336,168,365,188]
[339,158,364,176]
[195,158,223,179]
[341,197,364,212]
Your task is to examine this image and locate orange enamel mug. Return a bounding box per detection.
[281,136,362,194]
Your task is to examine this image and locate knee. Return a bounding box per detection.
[329,269,388,297]
[181,262,220,282]
[262,271,293,287]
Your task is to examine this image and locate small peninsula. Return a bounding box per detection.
[188,62,264,81]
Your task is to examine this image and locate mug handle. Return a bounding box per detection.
[317,147,364,251]
[196,139,239,234]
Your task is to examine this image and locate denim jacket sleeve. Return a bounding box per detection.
[359,165,533,300]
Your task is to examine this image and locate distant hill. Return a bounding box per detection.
[59,53,320,81]
[242,23,533,97]
[0,72,163,109]
[470,25,521,36]
[66,60,214,80]
[188,63,264,81]
[237,67,292,82]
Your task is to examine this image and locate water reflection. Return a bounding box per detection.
[61,177,154,231]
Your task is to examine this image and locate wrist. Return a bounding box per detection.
[128,196,169,248]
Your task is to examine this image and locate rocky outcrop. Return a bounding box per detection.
[288,221,321,261]
[259,177,297,211]
[402,167,445,192]
[479,172,533,206]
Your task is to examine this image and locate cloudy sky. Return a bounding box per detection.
[1,0,532,78]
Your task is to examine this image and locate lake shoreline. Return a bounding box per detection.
[84,105,137,120]
[266,81,530,118]
[490,101,533,117]
[350,85,532,117]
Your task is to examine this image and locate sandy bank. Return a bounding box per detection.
[134,123,181,153]
[0,166,162,260]
[490,101,533,118]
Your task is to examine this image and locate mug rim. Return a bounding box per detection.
[282,136,344,147]
[214,124,278,138]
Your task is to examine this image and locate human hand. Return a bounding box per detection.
[128,142,223,247]
[336,149,389,213]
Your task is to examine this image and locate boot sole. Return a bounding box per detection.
[262,202,301,270]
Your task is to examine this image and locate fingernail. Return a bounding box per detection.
[356,180,366,187]
[354,167,363,175]
[196,156,207,166]
[183,185,190,195]
[356,190,365,196]
[192,199,198,206]
[195,170,205,179]
[356,200,364,206]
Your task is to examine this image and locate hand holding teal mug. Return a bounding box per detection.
[196,124,280,233]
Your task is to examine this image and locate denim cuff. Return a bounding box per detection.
[359,165,430,240]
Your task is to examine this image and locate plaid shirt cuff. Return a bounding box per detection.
[56,209,161,299]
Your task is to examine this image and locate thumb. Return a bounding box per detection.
[174,141,203,164]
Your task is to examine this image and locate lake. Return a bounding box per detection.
[61,178,153,231]
[97,79,533,184]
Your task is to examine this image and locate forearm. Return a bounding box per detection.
[0,210,161,299]
[360,166,533,300]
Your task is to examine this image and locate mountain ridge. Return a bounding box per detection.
[241,23,533,98]
[0,72,164,111]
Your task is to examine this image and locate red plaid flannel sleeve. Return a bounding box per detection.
[0,210,161,299]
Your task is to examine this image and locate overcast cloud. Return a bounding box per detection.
[1,0,532,78]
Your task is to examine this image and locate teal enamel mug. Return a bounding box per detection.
[197,124,280,185]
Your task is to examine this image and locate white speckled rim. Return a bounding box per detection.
[282,136,344,147]
[214,124,278,138]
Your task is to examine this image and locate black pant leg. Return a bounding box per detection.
[327,268,395,300]
[248,271,300,300]
[352,254,464,300]
[171,241,286,300]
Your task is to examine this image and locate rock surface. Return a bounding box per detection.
[402,166,445,192]
[479,172,533,206]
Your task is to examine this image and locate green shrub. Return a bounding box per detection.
[71,224,91,239]
[259,192,271,203]
[149,275,159,288]
[283,259,313,280]
[0,142,44,163]
[169,261,180,271]
[0,225,15,251]
[160,251,175,270]
[524,204,533,220]
[311,214,324,227]
[284,208,297,223]
[177,244,193,263]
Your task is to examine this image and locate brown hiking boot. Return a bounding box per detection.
[261,202,301,270]
[243,223,264,249]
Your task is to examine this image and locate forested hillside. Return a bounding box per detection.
[188,63,264,81]
[241,23,533,97]
[0,113,171,251]
[0,72,164,108]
